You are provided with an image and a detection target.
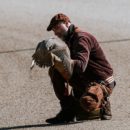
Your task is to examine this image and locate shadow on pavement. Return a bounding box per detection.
[0,121,83,130]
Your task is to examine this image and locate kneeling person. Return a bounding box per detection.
[46,13,116,124]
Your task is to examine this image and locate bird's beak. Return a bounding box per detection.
[30,60,35,70]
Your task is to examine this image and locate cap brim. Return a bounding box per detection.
[47,25,52,31]
[47,21,62,31]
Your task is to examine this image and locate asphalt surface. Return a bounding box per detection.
[0,0,130,130]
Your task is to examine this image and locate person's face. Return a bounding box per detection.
[52,23,69,41]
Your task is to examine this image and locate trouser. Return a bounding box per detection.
[48,66,116,112]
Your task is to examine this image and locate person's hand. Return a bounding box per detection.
[51,52,74,81]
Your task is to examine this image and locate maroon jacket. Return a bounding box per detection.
[65,24,113,86]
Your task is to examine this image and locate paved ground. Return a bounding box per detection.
[0,0,130,130]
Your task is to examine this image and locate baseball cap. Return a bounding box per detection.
[47,13,71,31]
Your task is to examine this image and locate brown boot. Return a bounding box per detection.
[74,98,101,121]
[46,96,76,124]
[46,108,76,124]
[100,97,112,120]
[76,107,101,121]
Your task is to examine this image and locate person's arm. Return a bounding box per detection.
[72,36,91,74]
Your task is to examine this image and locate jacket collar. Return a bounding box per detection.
[65,24,75,43]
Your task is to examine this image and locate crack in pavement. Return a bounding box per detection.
[0,38,130,54]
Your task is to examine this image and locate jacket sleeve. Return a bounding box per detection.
[72,36,91,74]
